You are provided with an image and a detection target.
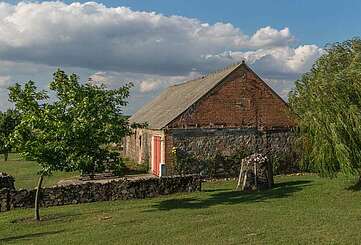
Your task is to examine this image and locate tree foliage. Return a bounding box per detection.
[9,69,136,220]
[9,69,135,176]
[289,38,361,178]
[0,109,20,161]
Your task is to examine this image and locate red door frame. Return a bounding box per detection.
[152,136,161,176]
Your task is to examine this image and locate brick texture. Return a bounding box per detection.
[167,65,296,129]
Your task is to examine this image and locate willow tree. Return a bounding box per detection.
[289,38,361,182]
[9,70,135,221]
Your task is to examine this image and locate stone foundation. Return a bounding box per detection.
[0,175,201,212]
[168,127,296,177]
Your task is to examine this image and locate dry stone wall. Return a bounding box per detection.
[0,173,15,190]
[0,175,201,212]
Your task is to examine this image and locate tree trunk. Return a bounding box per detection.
[4,152,8,161]
[34,175,44,221]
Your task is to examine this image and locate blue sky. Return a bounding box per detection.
[112,0,360,46]
[0,1,360,113]
[8,0,361,46]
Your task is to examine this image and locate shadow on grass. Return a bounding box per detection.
[147,180,312,211]
[0,230,65,243]
[202,188,229,193]
[11,212,83,224]
[346,180,361,192]
[123,168,148,175]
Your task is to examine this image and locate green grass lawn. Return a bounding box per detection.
[1,171,361,244]
[0,153,145,189]
[0,153,78,189]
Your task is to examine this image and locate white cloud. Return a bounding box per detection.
[0,75,11,110]
[139,80,161,93]
[286,45,324,73]
[266,79,297,101]
[248,27,294,48]
[88,70,201,93]
[204,45,324,79]
[88,71,111,86]
[0,75,10,88]
[0,1,324,113]
[0,1,305,76]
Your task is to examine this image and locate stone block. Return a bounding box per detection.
[0,173,15,190]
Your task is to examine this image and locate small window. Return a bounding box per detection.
[139,136,142,148]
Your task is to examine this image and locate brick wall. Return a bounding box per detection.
[168,65,296,129]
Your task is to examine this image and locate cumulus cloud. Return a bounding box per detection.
[205,45,324,80]
[85,70,202,113]
[0,1,324,113]
[266,79,297,101]
[139,80,161,92]
[88,70,201,93]
[248,27,294,48]
[0,1,303,76]
[0,75,10,88]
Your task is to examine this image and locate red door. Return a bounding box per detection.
[152,136,161,176]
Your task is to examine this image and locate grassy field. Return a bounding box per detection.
[0,153,78,189]
[0,153,147,189]
[1,154,361,244]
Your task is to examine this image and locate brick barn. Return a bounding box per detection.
[124,62,296,177]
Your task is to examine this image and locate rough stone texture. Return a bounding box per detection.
[236,153,273,191]
[167,128,294,177]
[0,175,201,212]
[0,172,15,190]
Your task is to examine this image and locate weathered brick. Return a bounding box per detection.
[168,65,295,129]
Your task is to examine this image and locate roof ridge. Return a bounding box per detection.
[172,62,244,87]
[129,62,246,129]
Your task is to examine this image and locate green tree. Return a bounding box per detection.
[0,109,20,161]
[9,69,136,220]
[289,38,361,182]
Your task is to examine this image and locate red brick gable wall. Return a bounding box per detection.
[167,65,296,129]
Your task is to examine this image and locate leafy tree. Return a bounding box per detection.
[0,109,20,161]
[9,69,136,220]
[289,38,361,182]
